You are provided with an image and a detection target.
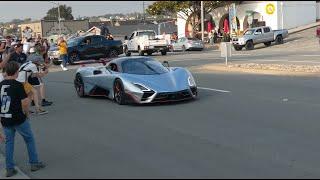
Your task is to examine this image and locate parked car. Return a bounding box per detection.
[232,26,289,51]
[48,44,62,65]
[171,37,204,52]
[123,30,170,56]
[67,35,123,64]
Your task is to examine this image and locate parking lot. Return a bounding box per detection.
[1,28,320,178]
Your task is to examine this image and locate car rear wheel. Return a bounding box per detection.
[69,52,79,65]
[113,79,127,105]
[108,49,118,58]
[74,74,85,98]
[161,50,167,56]
[275,35,283,44]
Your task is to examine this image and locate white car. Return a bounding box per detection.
[171,37,204,52]
[123,30,170,56]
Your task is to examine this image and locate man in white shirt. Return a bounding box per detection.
[17,47,48,115]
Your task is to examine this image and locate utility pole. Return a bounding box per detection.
[201,1,204,42]
[48,1,61,36]
[142,1,145,24]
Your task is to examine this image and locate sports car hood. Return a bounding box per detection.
[120,68,191,92]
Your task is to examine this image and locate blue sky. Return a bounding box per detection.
[0,1,155,22]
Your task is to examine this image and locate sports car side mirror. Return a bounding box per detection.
[93,70,102,75]
[162,61,170,67]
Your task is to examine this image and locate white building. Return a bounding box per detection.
[177,1,320,38]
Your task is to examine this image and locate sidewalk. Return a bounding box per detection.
[0,152,30,179]
[288,21,320,34]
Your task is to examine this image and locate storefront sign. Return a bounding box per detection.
[266,3,275,15]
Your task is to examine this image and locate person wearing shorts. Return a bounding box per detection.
[16,47,48,115]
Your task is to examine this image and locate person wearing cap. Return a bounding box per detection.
[8,42,27,66]
[16,46,48,115]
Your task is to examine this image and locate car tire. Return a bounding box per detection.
[264,42,272,47]
[138,47,144,56]
[74,74,86,98]
[52,60,62,65]
[234,46,243,51]
[69,52,79,65]
[161,51,167,56]
[108,49,118,58]
[124,46,131,56]
[113,79,127,105]
[275,35,283,44]
[245,41,254,50]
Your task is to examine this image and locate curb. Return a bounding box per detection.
[0,152,30,179]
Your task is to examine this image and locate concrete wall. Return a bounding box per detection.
[42,20,89,38]
[317,2,320,19]
[280,1,316,29]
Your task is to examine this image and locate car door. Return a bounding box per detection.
[253,28,263,44]
[91,36,104,58]
[78,37,96,59]
[263,27,273,42]
[127,32,136,51]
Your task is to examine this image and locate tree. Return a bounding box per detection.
[44,5,74,21]
[147,1,241,35]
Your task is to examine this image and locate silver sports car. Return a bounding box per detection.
[74,56,198,105]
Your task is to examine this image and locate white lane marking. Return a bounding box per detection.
[301,55,320,57]
[232,54,251,56]
[198,87,231,93]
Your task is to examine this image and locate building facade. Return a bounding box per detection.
[20,19,89,38]
[177,1,319,38]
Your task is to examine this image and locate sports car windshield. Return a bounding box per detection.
[122,58,169,75]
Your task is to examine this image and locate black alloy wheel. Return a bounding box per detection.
[113,79,127,105]
[74,74,85,97]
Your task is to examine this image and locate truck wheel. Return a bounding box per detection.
[234,46,243,51]
[275,35,283,44]
[161,51,167,56]
[138,47,144,56]
[264,42,272,47]
[108,49,118,58]
[245,41,254,50]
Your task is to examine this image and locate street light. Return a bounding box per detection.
[48,1,61,36]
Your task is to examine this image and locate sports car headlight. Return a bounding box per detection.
[188,76,196,87]
[133,83,149,91]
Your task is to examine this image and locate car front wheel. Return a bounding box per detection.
[113,79,127,105]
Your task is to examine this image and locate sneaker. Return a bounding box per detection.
[63,67,68,71]
[42,100,53,107]
[31,162,46,172]
[60,64,65,70]
[6,168,18,177]
[36,109,49,115]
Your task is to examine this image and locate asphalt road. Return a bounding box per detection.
[1,28,320,178]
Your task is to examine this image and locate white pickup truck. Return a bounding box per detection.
[232,26,289,51]
[123,30,170,56]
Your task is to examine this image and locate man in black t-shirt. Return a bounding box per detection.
[8,43,27,65]
[0,61,45,177]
